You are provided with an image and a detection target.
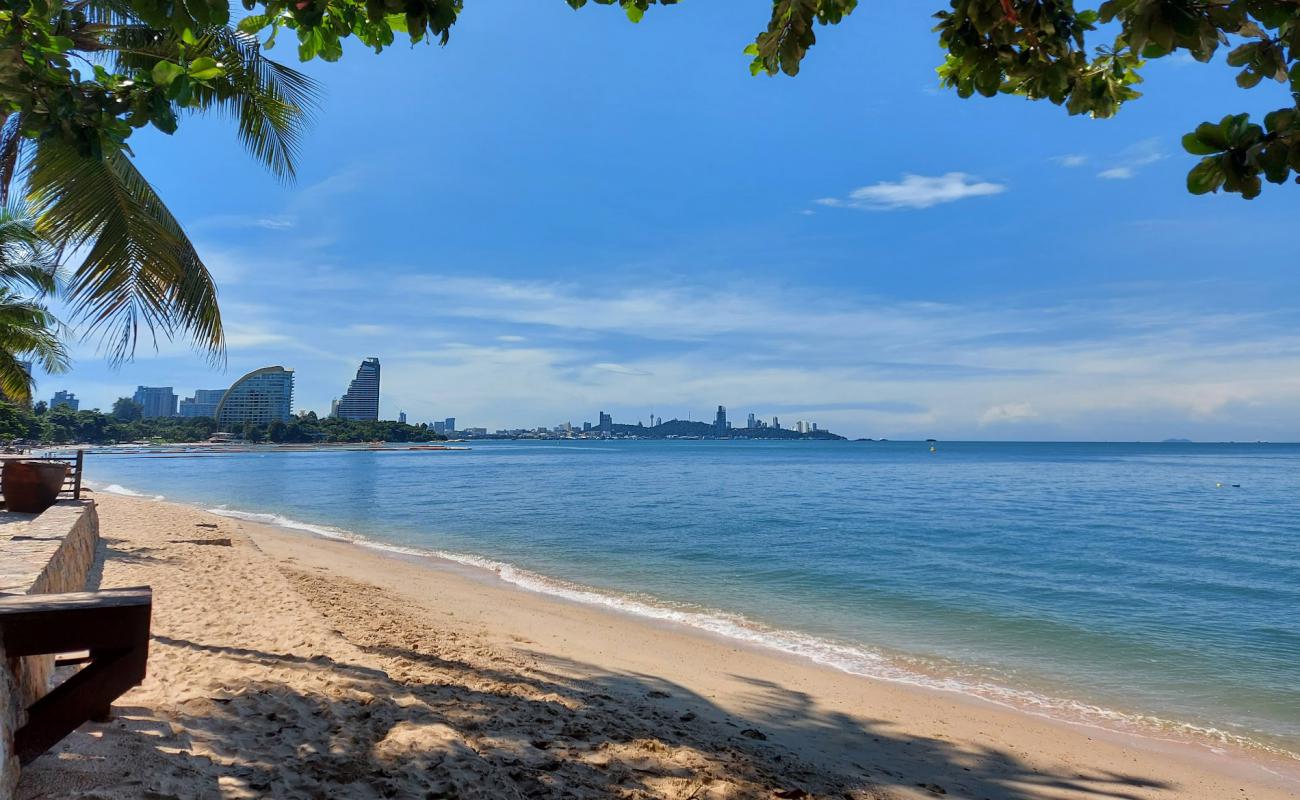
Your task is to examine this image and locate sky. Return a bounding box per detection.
[43,1,1300,440]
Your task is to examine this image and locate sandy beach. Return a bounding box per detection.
[17,492,1299,799]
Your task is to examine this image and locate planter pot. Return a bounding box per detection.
[3,460,70,513]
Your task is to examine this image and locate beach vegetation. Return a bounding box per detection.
[4,0,1298,210]
[111,397,144,421]
[0,401,443,445]
[0,205,66,402]
[1,4,319,364]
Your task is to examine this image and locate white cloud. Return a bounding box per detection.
[1054,154,1088,168]
[224,325,291,349]
[592,363,652,376]
[63,243,1300,440]
[980,402,1039,426]
[190,214,295,231]
[817,173,1006,211]
[254,217,295,230]
[1098,139,1164,180]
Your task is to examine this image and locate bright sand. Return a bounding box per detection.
[18,493,1300,799]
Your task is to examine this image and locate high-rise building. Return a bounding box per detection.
[812,423,818,431]
[133,386,177,418]
[714,405,727,434]
[398,411,407,424]
[178,389,226,418]
[582,421,592,432]
[772,416,780,430]
[746,412,756,429]
[432,421,446,434]
[215,367,294,430]
[444,417,456,433]
[598,411,612,433]
[50,390,79,411]
[335,357,380,421]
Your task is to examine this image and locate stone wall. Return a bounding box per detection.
[0,500,99,799]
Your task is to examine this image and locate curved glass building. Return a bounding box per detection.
[215,366,294,431]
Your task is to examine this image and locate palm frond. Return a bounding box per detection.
[0,202,60,296]
[104,26,320,181]
[26,141,224,365]
[0,114,25,206]
[74,0,145,29]
[0,287,69,402]
[201,29,321,182]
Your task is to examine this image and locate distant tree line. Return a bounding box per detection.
[0,401,443,445]
[608,420,845,440]
[249,412,443,444]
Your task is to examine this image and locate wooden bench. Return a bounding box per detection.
[0,586,152,764]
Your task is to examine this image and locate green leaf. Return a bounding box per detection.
[187,56,223,81]
[1186,158,1223,194]
[624,2,643,23]
[238,14,271,33]
[151,60,186,87]
[1258,142,1290,184]
[1236,70,1264,88]
[1181,131,1220,155]
[1193,120,1230,150]
[298,28,321,60]
[168,74,194,104]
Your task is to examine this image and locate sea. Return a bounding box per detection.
[81,440,1300,762]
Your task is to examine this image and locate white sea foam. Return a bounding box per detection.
[86,481,165,501]
[140,499,1300,764]
[205,507,353,542]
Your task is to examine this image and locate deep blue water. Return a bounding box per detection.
[84,440,1300,756]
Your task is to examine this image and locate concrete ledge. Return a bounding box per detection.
[0,500,99,798]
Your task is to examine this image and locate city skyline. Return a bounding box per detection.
[35,372,831,438]
[30,359,1297,442]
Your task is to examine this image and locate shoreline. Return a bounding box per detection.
[50,487,1300,799]
[95,482,1300,777]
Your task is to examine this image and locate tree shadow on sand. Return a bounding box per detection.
[22,623,1178,800]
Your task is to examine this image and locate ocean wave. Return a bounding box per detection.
[205,507,358,542]
[86,480,165,501]
[195,502,1298,763]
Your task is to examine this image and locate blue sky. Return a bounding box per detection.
[45,2,1300,440]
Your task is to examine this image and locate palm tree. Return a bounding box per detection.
[0,206,67,402]
[0,8,319,365]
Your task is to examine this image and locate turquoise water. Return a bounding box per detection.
[85,440,1300,758]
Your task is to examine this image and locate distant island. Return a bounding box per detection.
[604,419,845,440]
